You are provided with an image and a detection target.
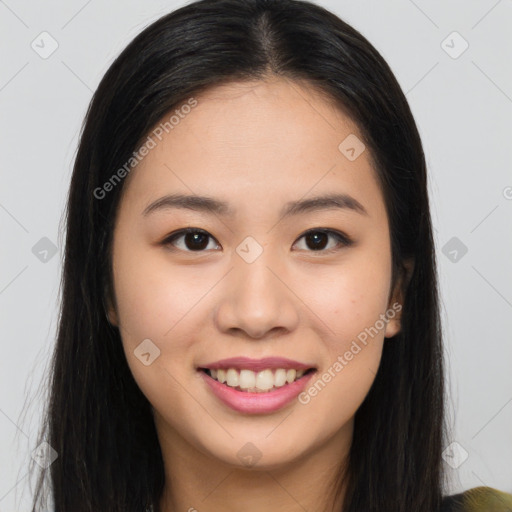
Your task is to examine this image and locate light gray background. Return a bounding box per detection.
[1,0,511,510]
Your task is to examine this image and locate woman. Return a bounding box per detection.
[29,0,512,511]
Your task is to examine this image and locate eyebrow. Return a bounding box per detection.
[142,192,368,218]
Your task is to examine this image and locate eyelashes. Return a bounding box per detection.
[161,227,354,254]
[162,228,219,252]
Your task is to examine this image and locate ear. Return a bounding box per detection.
[384,258,414,339]
[104,285,119,327]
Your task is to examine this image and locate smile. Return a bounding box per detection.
[197,357,317,414]
[201,367,314,393]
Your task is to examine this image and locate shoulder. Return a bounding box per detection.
[440,486,512,512]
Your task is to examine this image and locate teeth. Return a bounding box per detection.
[206,367,310,392]
[226,368,239,387]
[274,368,287,387]
[217,369,226,384]
[256,369,274,391]
[239,369,256,389]
[286,369,297,383]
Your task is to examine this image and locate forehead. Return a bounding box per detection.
[118,77,385,222]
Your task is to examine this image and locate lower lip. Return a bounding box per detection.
[199,370,316,414]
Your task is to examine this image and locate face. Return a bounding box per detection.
[106,77,405,471]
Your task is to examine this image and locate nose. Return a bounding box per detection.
[214,247,300,340]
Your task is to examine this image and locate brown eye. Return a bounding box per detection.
[162,228,353,254]
[293,229,353,253]
[162,228,220,252]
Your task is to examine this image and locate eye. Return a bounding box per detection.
[162,228,220,252]
[161,228,353,253]
[293,229,353,253]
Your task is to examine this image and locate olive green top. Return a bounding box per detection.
[441,486,512,512]
[144,486,512,511]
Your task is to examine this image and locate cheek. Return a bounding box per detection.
[297,338,383,445]
[112,249,201,412]
[112,243,200,343]
[294,248,392,343]
[292,249,390,422]
[111,244,198,398]
[113,230,392,356]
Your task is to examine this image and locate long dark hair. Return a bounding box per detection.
[29,0,448,510]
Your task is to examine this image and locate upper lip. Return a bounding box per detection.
[199,357,316,373]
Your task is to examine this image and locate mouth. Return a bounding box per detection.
[197,356,318,413]
[198,367,317,393]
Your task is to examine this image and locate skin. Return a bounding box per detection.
[106,76,410,512]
